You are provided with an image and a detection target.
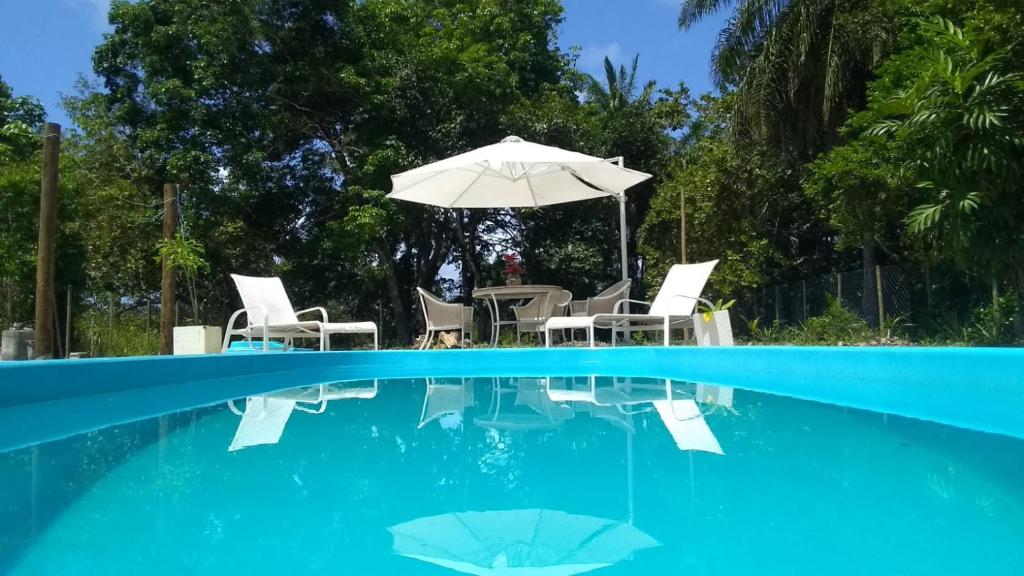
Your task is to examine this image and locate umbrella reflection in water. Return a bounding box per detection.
[389,508,660,575]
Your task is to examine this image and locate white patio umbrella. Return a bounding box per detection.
[388,509,660,575]
[387,136,653,282]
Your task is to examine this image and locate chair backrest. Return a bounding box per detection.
[231,274,300,326]
[551,289,573,316]
[417,287,463,330]
[649,260,718,317]
[596,279,631,299]
[588,279,631,315]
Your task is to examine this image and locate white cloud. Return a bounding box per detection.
[63,0,112,29]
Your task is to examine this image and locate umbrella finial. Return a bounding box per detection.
[500,135,524,143]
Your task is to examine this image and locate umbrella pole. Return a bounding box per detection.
[616,161,632,343]
[618,194,629,284]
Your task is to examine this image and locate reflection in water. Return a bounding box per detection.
[389,509,660,576]
[544,377,730,455]
[419,378,477,430]
[474,378,574,431]
[3,375,1024,575]
[227,381,379,451]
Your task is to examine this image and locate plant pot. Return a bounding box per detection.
[694,310,734,346]
[173,325,223,355]
[505,274,522,286]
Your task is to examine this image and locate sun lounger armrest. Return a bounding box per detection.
[666,294,716,311]
[295,307,329,323]
[226,306,269,331]
[612,299,652,314]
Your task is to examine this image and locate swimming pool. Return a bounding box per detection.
[1,347,1023,574]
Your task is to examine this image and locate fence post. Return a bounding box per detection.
[875,264,884,327]
[836,273,842,306]
[160,183,178,355]
[33,122,60,359]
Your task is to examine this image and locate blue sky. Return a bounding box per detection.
[0,0,727,127]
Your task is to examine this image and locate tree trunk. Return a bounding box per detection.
[861,230,878,327]
[374,238,410,344]
[454,210,484,295]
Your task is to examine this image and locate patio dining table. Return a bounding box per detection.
[472,285,565,347]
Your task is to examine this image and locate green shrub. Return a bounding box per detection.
[751,297,874,345]
[76,311,160,357]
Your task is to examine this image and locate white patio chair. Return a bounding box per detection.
[544,260,719,347]
[418,378,476,428]
[512,289,572,344]
[417,288,473,350]
[568,279,632,316]
[222,274,378,352]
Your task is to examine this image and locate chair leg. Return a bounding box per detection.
[588,325,595,348]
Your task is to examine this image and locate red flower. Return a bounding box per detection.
[502,253,524,275]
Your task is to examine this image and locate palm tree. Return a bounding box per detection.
[678,0,900,160]
[584,55,656,112]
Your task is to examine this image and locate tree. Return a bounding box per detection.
[867,15,1024,323]
[677,0,904,160]
[640,93,829,310]
[0,76,45,327]
[85,0,570,344]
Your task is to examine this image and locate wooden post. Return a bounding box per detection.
[33,123,60,359]
[679,188,687,264]
[875,264,884,327]
[836,273,842,306]
[159,183,178,355]
[65,286,72,356]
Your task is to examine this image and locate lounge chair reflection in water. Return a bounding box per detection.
[545,376,729,454]
[473,378,575,431]
[227,381,378,451]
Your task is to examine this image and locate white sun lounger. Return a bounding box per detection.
[544,260,718,347]
[222,274,378,351]
[227,396,297,451]
[653,399,724,454]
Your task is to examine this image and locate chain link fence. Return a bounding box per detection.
[753,265,910,328]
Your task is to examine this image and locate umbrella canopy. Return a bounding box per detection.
[389,509,660,575]
[388,136,652,208]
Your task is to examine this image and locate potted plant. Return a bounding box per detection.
[695,298,735,346]
[157,232,219,354]
[502,253,525,286]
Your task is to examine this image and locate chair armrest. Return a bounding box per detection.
[295,307,328,323]
[226,306,269,330]
[612,299,652,314]
[666,295,715,314]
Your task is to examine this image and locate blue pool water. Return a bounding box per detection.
[2,370,1024,575]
